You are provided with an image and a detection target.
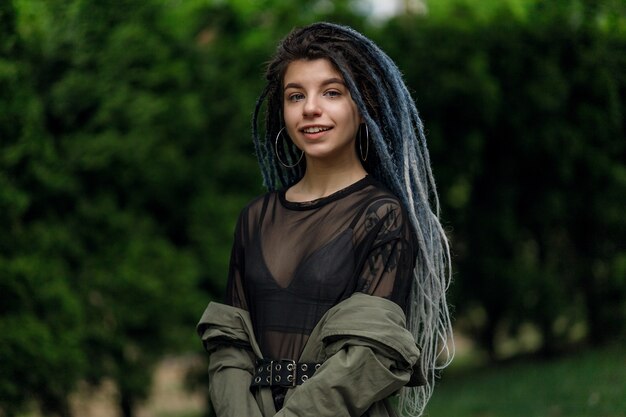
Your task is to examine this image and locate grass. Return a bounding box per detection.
[426,344,626,417]
[17,345,623,417]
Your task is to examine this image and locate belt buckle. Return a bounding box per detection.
[283,359,297,387]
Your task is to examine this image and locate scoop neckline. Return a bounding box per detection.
[278,175,372,210]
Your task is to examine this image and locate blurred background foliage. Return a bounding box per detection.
[0,0,624,416]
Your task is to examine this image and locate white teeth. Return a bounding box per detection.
[303,126,330,134]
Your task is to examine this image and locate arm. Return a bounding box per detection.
[197,211,264,417]
[197,302,264,417]
[276,293,419,417]
[354,197,416,311]
[274,295,420,417]
[208,345,264,417]
[275,341,412,417]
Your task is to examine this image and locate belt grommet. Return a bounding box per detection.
[254,376,261,384]
[266,376,271,383]
[301,375,308,382]
[287,363,295,371]
[275,375,281,382]
[315,363,321,370]
[301,364,308,372]
[287,375,294,382]
[275,364,282,371]
[266,365,271,371]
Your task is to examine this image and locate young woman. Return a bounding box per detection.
[197,22,453,417]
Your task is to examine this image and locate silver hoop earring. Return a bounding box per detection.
[359,124,369,161]
[274,127,304,168]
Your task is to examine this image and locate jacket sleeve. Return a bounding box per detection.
[197,302,264,417]
[274,294,421,417]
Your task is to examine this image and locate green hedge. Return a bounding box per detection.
[377,3,625,358]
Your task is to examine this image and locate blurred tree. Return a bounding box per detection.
[1,2,85,416]
[380,0,625,358]
[2,0,206,415]
[31,1,208,415]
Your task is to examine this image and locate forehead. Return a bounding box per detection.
[283,58,344,87]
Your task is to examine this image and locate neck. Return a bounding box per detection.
[287,156,367,202]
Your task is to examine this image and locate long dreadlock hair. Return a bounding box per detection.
[252,22,453,417]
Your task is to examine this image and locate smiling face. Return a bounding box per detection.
[282,58,362,165]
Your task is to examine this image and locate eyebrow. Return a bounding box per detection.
[283,78,345,91]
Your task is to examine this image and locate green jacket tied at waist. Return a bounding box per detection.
[196,293,423,417]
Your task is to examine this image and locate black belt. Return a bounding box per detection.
[251,358,322,387]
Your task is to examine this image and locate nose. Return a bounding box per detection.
[303,96,321,117]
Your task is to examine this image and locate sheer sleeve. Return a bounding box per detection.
[355,198,416,311]
[225,212,248,310]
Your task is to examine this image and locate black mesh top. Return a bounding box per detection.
[225,175,416,360]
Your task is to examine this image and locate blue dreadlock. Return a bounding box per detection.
[252,22,453,417]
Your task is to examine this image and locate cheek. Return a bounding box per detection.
[344,101,361,124]
[283,103,299,121]
[282,109,300,141]
[349,108,362,129]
